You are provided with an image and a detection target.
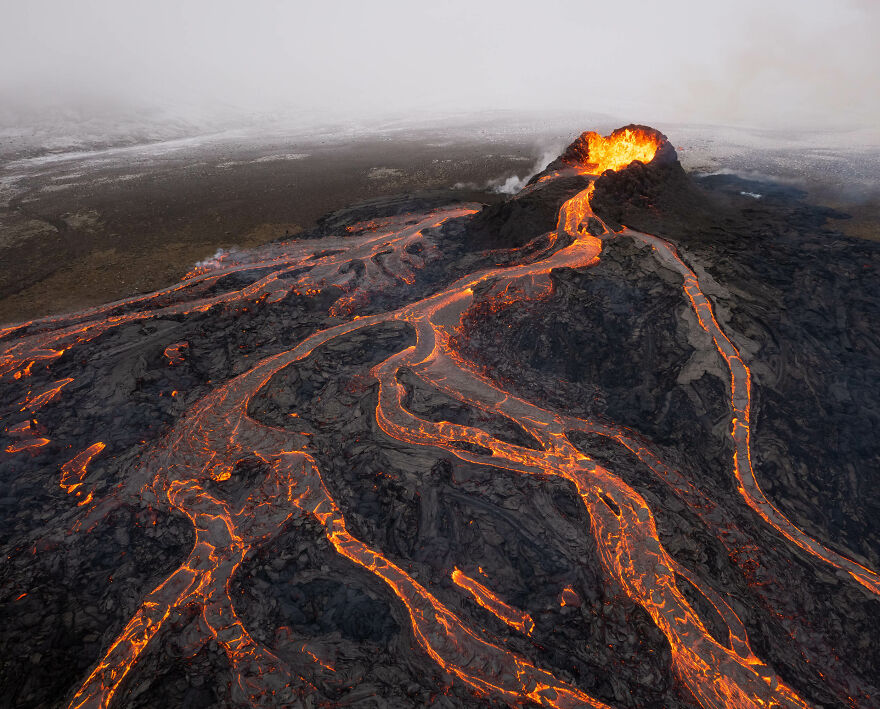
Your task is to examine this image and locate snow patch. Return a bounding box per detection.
[368,167,404,179]
[217,153,309,168]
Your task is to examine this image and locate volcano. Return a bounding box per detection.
[1,127,878,709]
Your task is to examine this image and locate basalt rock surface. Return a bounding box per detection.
[0,131,878,709]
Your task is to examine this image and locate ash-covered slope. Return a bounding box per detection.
[0,127,878,709]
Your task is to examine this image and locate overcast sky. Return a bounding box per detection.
[2,0,878,130]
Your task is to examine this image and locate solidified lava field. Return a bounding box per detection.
[1,127,878,709]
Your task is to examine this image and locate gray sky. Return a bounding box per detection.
[2,0,878,130]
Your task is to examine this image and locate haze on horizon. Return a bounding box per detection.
[1,0,878,135]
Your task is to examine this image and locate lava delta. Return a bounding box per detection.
[1,127,878,709]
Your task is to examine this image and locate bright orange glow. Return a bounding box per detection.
[13,361,34,378]
[5,437,50,454]
[60,442,106,494]
[163,341,189,365]
[628,229,880,596]
[451,568,534,635]
[562,126,663,174]
[559,586,580,607]
[22,378,74,412]
[0,128,870,709]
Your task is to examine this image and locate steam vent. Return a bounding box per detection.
[1,127,879,709]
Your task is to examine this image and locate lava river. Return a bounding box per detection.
[2,127,877,709]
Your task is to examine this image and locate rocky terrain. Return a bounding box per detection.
[0,127,877,709]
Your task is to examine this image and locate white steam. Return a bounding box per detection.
[486,147,562,195]
[192,247,237,272]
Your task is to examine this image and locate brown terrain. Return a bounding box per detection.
[0,134,542,324]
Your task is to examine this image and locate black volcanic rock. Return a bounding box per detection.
[464,175,591,249]
[0,127,878,709]
[590,155,697,230]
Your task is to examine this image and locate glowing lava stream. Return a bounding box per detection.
[66,310,614,709]
[451,567,536,636]
[621,229,880,597]
[68,177,819,709]
[0,207,476,379]
[4,131,875,707]
[369,190,815,709]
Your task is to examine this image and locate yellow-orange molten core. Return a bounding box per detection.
[582,128,663,173]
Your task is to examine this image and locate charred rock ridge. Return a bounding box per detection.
[0,127,877,709]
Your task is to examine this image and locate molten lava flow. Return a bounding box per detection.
[559,586,580,607]
[163,341,189,366]
[451,568,535,636]
[0,208,475,382]
[3,419,49,454]
[5,437,50,454]
[60,442,106,495]
[627,228,880,596]
[1,127,875,709]
[22,377,74,413]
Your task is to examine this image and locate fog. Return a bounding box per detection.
[2,0,878,134]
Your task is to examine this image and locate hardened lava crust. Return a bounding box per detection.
[0,127,878,709]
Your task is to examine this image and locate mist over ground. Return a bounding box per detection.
[2,0,878,146]
[1,0,879,323]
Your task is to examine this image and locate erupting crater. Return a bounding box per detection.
[556,125,668,174]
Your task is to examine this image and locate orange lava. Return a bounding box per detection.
[163,341,189,366]
[22,377,74,412]
[60,442,106,496]
[4,437,50,454]
[562,126,664,174]
[559,586,580,608]
[0,127,873,709]
[629,228,880,596]
[451,568,535,635]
